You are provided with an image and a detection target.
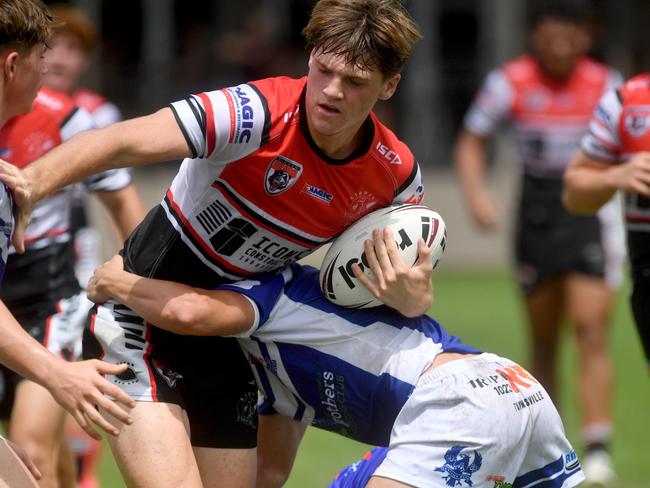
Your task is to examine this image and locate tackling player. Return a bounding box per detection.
[85,237,585,488]
[0,0,135,484]
[454,5,623,484]
[0,1,429,486]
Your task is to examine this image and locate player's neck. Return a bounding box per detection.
[308,121,368,161]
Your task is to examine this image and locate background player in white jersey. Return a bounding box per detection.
[0,0,135,484]
[85,237,585,488]
[0,1,430,486]
[40,7,147,486]
[454,5,623,484]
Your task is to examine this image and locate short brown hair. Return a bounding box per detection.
[302,0,421,76]
[49,4,96,52]
[0,0,55,51]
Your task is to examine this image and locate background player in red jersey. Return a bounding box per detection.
[39,7,147,487]
[0,1,429,487]
[454,5,622,485]
[0,0,135,485]
[564,75,650,365]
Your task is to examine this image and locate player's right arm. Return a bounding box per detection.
[453,68,513,231]
[454,130,498,230]
[87,255,255,337]
[0,300,135,439]
[0,108,190,252]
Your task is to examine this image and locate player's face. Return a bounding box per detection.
[305,50,400,156]
[530,18,590,81]
[43,33,88,94]
[2,44,46,123]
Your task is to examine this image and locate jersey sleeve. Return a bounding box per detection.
[168,83,269,162]
[0,184,13,285]
[83,168,133,192]
[216,267,292,338]
[91,101,122,128]
[580,89,622,163]
[392,159,424,205]
[463,68,514,136]
[60,107,95,142]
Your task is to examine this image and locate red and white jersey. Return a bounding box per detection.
[581,73,650,231]
[0,87,131,251]
[73,88,121,128]
[129,76,423,284]
[465,54,621,177]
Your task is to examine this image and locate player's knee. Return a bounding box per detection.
[256,462,291,488]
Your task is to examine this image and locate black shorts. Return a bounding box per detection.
[84,302,258,448]
[627,231,650,365]
[514,174,605,294]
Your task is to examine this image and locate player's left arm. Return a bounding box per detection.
[87,255,255,336]
[352,227,433,317]
[94,183,147,241]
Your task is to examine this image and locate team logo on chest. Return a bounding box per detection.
[264,155,303,195]
[624,109,650,138]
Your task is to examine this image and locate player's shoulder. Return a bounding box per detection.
[574,56,614,83]
[72,88,110,113]
[247,76,305,114]
[501,54,537,82]
[370,113,416,171]
[619,73,650,100]
[33,87,76,118]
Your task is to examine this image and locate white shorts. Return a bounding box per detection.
[374,353,585,488]
[597,192,626,290]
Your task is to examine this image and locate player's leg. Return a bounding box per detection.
[63,415,101,488]
[181,336,259,488]
[256,414,307,488]
[56,436,77,488]
[101,401,204,488]
[9,380,68,488]
[522,277,564,399]
[194,446,256,488]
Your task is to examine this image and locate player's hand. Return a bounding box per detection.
[46,358,135,440]
[0,159,34,253]
[352,227,433,317]
[87,255,124,303]
[468,191,500,231]
[5,439,42,480]
[610,152,650,195]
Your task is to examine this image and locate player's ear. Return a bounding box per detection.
[2,51,20,82]
[378,73,401,101]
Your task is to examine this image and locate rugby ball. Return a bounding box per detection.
[320,204,446,308]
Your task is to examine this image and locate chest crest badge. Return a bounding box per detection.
[264,155,303,195]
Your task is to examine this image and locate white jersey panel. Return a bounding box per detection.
[464,69,514,136]
[580,89,622,162]
[0,184,13,284]
[90,101,121,129]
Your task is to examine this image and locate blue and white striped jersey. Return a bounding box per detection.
[219,264,480,446]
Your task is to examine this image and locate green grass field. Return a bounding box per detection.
[97,270,650,487]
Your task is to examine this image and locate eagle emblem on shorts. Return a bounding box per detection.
[264,156,302,195]
[434,445,483,487]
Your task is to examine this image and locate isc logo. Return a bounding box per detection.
[376,141,402,164]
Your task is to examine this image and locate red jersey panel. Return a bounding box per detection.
[131,76,423,282]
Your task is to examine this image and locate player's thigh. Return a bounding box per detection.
[10,380,65,446]
[101,401,202,488]
[194,445,256,488]
[366,476,415,487]
[564,273,614,329]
